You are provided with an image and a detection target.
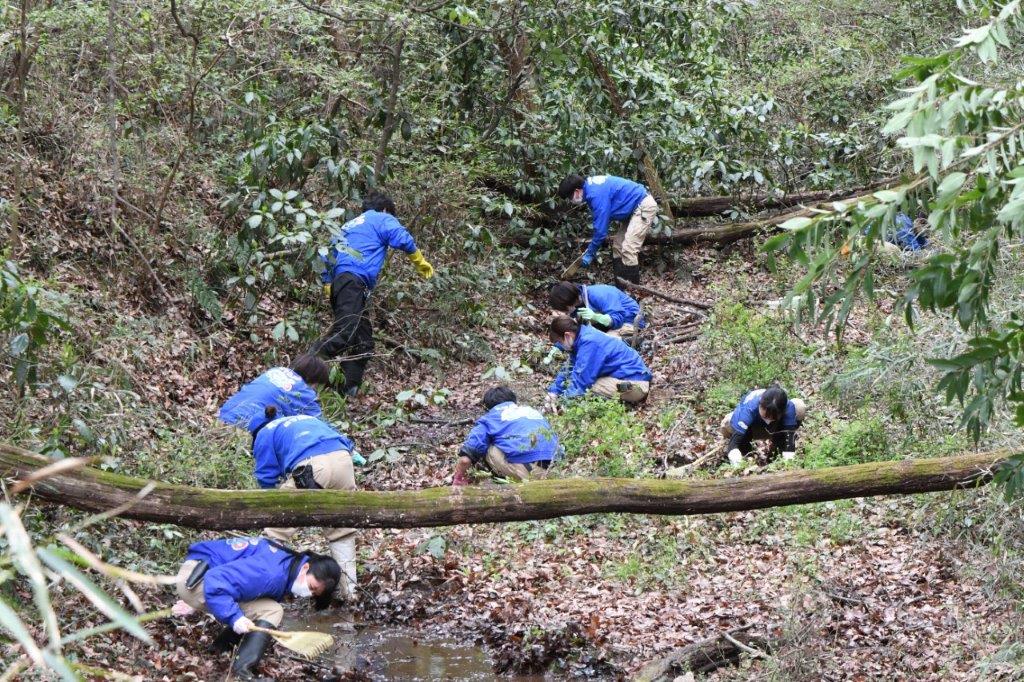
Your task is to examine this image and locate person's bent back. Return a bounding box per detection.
[218,355,329,433]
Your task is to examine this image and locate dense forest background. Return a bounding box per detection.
[2,0,1024,678]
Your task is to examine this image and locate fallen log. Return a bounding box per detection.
[0,443,1005,530]
[614,277,709,312]
[634,625,775,681]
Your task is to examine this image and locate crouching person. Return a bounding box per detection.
[218,355,331,432]
[546,316,652,409]
[252,409,359,601]
[548,280,645,338]
[171,537,339,680]
[453,386,560,485]
[720,387,807,466]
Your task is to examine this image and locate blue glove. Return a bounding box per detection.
[581,252,594,267]
[351,452,367,467]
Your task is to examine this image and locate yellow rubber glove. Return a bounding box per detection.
[323,284,331,298]
[408,249,434,279]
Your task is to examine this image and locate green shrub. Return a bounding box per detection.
[803,414,891,468]
[551,396,650,477]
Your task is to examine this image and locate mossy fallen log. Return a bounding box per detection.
[0,443,1006,530]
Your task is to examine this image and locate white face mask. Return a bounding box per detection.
[571,191,584,205]
[291,577,312,598]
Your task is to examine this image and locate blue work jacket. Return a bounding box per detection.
[251,415,354,489]
[581,284,645,330]
[320,210,419,289]
[730,389,801,436]
[219,368,322,434]
[461,401,560,464]
[582,175,649,262]
[549,325,652,398]
[185,537,305,628]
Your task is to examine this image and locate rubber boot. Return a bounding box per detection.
[330,536,358,601]
[612,258,627,290]
[230,619,275,681]
[340,358,368,397]
[621,263,641,286]
[209,625,241,654]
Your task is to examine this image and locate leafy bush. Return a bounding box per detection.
[551,396,650,477]
[1,260,67,393]
[803,414,891,468]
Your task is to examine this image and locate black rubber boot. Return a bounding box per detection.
[621,264,641,286]
[230,619,275,681]
[612,258,626,289]
[209,626,241,654]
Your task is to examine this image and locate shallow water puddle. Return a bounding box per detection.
[283,612,546,680]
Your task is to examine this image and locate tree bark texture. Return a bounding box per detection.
[0,443,1004,531]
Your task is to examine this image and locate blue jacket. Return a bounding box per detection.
[320,210,419,289]
[583,175,649,262]
[185,537,305,628]
[581,284,645,330]
[219,368,322,434]
[549,325,652,398]
[252,415,354,489]
[730,389,801,436]
[892,213,928,251]
[461,401,560,465]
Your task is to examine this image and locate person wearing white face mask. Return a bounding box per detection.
[170,537,339,680]
[719,387,807,467]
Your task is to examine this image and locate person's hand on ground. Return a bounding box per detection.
[727,449,744,467]
[172,600,196,617]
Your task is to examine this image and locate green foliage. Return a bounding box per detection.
[551,396,649,477]
[0,260,67,393]
[803,414,891,468]
[124,429,253,489]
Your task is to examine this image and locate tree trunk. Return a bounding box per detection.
[0,443,1003,530]
[634,627,775,680]
[668,180,894,218]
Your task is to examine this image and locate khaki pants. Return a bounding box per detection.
[606,323,636,339]
[176,560,283,626]
[612,194,658,267]
[483,445,549,483]
[720,399,807,438]
[265,451,356,544]
[591,377,650,404]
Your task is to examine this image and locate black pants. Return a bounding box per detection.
[308,272,374,392]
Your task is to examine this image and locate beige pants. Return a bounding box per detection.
[483,445,549,483]
[265,451,356,544]
[720,399,807,438]
[176,559,283,626]
[605,323,636,339]
[612,194,658,267]
[592,376,650,403]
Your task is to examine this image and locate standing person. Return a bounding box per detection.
[252,410,359,601]
[548,280,645,338]
[218,355,330,433]
[556,173,659,286]
[545,316,652,410]
[170,536,340,680]
[452,386,561,485]
[719,387,807,466]
[310,192,434,397]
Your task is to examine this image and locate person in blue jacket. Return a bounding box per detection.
[452,386,561,485]
[218,355,330,434]
[252,410,360,601]
[170,536,340,680]
[557,173,659,286]
[719,387,807,466]
[545,316,652,411]
[890,212,929,251]
[549,280,645,338]
[309,192,434,397]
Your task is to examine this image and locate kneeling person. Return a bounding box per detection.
[171,537,339,680]
[252,410,359,600]
[548,280,645,338]
[453,387,560,485]
[546,316,652,408]
[720,387,807,466]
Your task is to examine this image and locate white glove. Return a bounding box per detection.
[171,600,195,617]
[782,451,796,461]
[727,449,744,466]
[544,393,560,414]
[232,616,256,635]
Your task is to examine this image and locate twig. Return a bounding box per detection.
[722,631,767,658]
[615,277,709,313]
[10,457,96,495]
[409,417,475,427]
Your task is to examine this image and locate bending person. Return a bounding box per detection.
[309,192,434,397]
[545,316,652,411]
[252,410,359,600]
[453,386,560,485]
[720,386,807,466]
[548,280,645,338]
[171,537,339,680]
[218,355,330,433]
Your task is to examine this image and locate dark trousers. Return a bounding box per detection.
[308,272,374,392]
